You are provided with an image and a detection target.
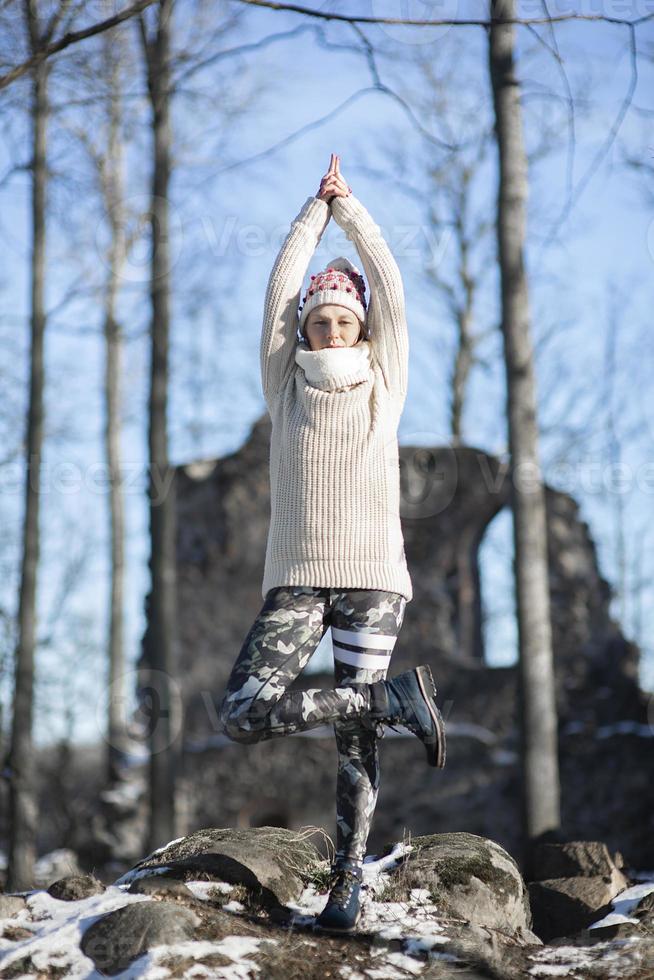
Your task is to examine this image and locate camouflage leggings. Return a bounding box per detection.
[218,585,407,867]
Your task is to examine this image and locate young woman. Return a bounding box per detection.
[218,154,446,933]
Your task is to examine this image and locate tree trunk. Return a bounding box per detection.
[140,0,180,850]
[450,173,476,445]
[103,28,128,785]
[455,531,484,663]
[488,0,561,853]
[6,11,48,892]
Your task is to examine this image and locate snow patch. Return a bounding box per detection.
[0,881,274,980]
[0,884,153,977]
[185,880,234,900]
[284,843,458,975]
[222,900,246,913]
[148,836,187,858]
[362,840,414,879]
[589,880,654,929]
[530,964,578,977]
[114,864,175,886]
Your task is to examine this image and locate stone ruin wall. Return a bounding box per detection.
[144,414,652,867]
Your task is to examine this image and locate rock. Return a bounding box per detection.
[579,921,648,943]
[531,840,628,881]
[0,895,27,918]
[2,924,34,941]
[633,891,654,923]
[384,831,537,942]
[1,821,650,980]
[47,874,106,901]
[527,839,632,942]
[128,877,194,898]
[529,873,628,942]
[116,826,322,908]
[80,901,199,975]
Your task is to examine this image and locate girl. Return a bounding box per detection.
[218,154,446,933]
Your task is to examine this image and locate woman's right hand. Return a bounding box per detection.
[316,153,352,203]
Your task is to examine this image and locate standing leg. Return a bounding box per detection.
[218,586,377,744]
[330,589,407,868]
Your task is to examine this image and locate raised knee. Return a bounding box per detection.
[219,697,265,745]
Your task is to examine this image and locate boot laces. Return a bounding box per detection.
[327,866,361,908]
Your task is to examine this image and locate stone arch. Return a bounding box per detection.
[399,445,511,665]
[479,507,517,668]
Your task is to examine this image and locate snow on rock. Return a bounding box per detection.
[588,880,654,929]
[147,836,187,860]
[222,900,246,913]
[0,879,273,979]
[116,826,318,907]
[185,880,235,901]
[363,840,414,881]
[81,901,201,973]
[0,884,153,977]
[91,936,272,980]
[361,845,452,957]
[285,881,325,925]
[283,842,460,975]
[526,938,650,978]
[115,864,175,886]
[2,837,652,978]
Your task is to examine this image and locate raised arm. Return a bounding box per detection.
[260,195,331,405]
[330,193,409,400]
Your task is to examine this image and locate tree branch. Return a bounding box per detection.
[0,0,158,90]
[536,22,639,255]
[234,0,654,29]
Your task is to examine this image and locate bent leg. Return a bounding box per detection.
[218,586,327,743]
[330,589,407,867]
[218,586,376,744]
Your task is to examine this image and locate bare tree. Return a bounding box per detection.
[138,0,180,850]
[6,0,58,893]
[57,20,136,788]
[21,7,136,794]
[488,0,560,856]
[99,21,130,785]
[0,0,158,90]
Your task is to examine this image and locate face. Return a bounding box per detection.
[303,305,363,351]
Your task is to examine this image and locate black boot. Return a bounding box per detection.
[367,665,446,768]
[314,859,363,933]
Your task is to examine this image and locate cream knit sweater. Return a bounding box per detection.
[259,193,413,602]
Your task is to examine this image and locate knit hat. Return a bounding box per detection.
[298,257,368,336]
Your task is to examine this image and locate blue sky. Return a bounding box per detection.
[1,1,653,745]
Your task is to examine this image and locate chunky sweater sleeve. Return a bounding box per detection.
[260,195,331,404]
[330,194,409,399]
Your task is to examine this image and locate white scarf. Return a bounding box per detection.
[295,339,372,392]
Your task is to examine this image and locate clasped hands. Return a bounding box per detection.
[316,153,352,205]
